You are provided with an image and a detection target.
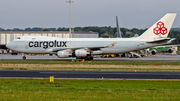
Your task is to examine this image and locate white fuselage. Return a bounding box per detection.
[6,36,171,55]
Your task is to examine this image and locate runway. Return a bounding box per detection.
[0,54,180,61]
[1,70,180,80]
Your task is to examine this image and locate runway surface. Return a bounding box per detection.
[1,70,180,80]
[0,54,180,61]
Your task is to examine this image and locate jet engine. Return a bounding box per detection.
[75,50,90,57]
[151,50,157,55]
[57,51,71,58]
[168,48,173,53]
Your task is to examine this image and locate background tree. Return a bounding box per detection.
[0,26,180,44]
[43,29,48,31]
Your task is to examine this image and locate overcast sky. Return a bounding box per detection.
[0,0,180,29]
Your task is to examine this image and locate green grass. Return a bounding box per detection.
[0,79,180,101]
[0,60,180,71]
[1,60,180,65]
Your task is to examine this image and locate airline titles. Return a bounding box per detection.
[29,40,67,49]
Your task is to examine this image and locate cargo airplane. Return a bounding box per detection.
[6,13,176,60]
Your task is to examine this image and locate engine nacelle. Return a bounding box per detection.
[57,51,70,58]
[75,50,90,57]
[151,50,156,55]
[168,48,173,53]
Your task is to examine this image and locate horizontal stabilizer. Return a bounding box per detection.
[146,38,171,43]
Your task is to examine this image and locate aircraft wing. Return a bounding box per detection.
[51,42,117,52]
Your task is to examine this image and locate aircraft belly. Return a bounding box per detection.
[91,51,103,55]
[101,48,119,54]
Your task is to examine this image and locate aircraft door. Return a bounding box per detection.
[25,43,29,50]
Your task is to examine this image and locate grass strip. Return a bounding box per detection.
[0,63,180,71]
[1,60,180,71]
[0,60,180,65]
[0,79,180,101]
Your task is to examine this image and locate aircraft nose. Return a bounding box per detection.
[6,43,10,49]
[6,42,14,50]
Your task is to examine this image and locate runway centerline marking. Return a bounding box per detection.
[39,72,180,75]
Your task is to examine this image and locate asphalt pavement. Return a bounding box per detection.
[0,70,180,80]
[0,54,180,61]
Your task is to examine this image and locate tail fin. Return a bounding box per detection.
[116,16,122,38]
[139,13,176,38]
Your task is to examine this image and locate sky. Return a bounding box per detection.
[0,0,180,29]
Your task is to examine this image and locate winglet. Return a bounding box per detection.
[106,42,117,47]
[116,16,122,38]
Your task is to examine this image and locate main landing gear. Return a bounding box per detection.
[76,56,94,60]
[22,53,26,60]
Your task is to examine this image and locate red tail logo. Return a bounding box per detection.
[153,21,167,35]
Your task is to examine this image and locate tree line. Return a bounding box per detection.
[0,27,180,44]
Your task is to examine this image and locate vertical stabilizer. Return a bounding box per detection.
[116,16,122,38]
[139,13,176,39]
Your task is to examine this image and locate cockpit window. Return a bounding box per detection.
[16,37,21,39]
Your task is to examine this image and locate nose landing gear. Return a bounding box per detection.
[22,56,26,60]
[22,53,26,60]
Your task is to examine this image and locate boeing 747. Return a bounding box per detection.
[6,13,176,60]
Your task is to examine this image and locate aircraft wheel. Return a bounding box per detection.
[85,57,89,60]
[84,56,93,60]
[89,56,93,60]
[76,57,81,59]
[129,55,132,58]
[128,53,132,58]
[22,56,26,60]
